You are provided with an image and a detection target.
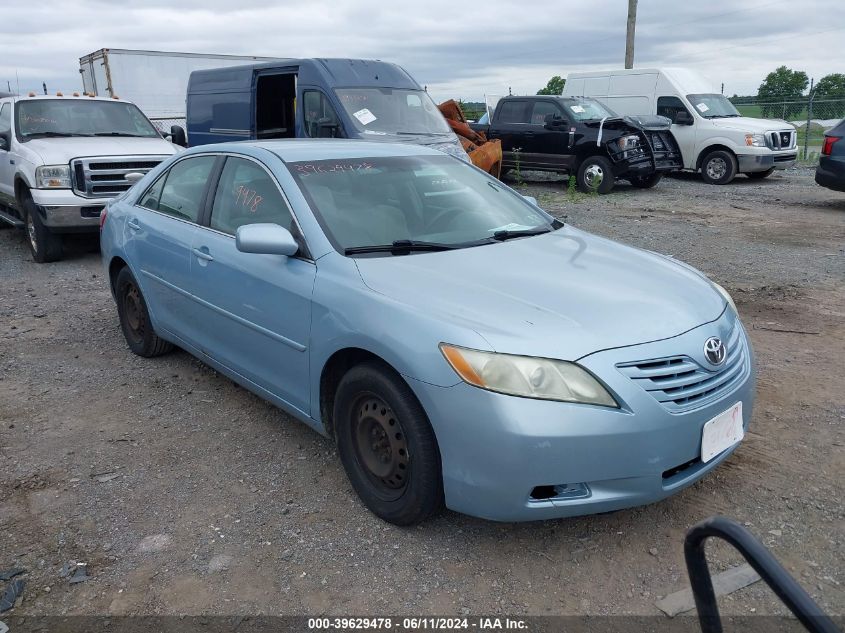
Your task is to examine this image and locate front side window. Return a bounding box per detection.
[155,156,217,222]
[0,103,11,136]
[657,96,691,120]
[334,88,451,135]
[288,155,556,252]
[15,99,160,138]
[210,157,293,234]
[303,91,343,138]
[530,101,563,125]
[685,94,740,119]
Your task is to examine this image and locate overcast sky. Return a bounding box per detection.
[2,0,843,103]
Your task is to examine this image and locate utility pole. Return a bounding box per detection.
[625,0,637,69]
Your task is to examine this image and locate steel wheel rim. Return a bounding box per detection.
[123,283,145,343]
[584,164,604,188]
[352,395,409,499]
[26,214,38,253]
[707,157,727,180]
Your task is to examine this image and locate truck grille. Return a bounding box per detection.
[767,130,796,150]
[616,322,749,413]
[71,156,168,198]
[645,131,682,168]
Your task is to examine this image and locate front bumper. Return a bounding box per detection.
[737,151,797,172]
[410,310,756,522]
[815,157,845,192]
[30,188,108,232]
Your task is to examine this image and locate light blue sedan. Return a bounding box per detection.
[100,140,755,524]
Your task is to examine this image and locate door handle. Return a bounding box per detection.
[524,131,535,137]
[127,219,140,231]
[192,247,214,262]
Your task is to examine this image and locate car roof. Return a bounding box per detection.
[186,139,446,162]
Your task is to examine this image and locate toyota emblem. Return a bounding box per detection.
[703,337,727,366]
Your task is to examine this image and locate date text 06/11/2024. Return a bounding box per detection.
[307,617,529,630]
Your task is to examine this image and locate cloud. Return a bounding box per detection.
[1,0,842,102]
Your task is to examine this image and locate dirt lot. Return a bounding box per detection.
[0,167,843,619]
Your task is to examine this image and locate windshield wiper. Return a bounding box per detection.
[491,227,552,241]
[344,239,460,255]
[24,132,92,138]
[708,114,741,118]
[93,132,148,137]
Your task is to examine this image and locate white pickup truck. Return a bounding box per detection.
[0,93,178,262]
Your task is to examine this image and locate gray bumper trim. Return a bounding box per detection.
[38,205,103,231]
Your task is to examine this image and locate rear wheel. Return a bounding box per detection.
[700,149,737,185]
[21,192,63,263]
[576,156,615,194]
[334,362,443,525]
[115,267,173,357]
[629,173,663,188]
[747,168,775,180]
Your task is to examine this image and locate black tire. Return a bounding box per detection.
[747,168,775,180]
[700,149,738,185]
[629,173,663,189]
[114,267,173,357]
[576,156,615,194]
[21,192,63,263]
[334,362,443,525]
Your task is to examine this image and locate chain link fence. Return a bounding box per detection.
[149,117,187,135]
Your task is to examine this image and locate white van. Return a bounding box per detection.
[563,68,797,184]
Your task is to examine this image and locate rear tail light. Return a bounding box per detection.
[822,136,841,156]
[99,207,108,231]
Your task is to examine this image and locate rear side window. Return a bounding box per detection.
[497,101,530,124]
[657,96,690,120]
[0,103,10,136]
[155,156,216,222]
[209,157,293,235]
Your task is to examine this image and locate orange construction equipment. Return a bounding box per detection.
[438,100,502,179]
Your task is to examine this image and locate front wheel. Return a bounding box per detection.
[629,173,663,189]
[334,362,444,525]
[22,192,63,263]
[114,267,173,357]
[700,150,738,185]
[576,156,615,194]
[747,168,775,180]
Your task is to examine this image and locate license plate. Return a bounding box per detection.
[701,402,744,463]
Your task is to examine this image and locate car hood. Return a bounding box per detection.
[354,227,725,360]
[708,116,795,133]
[21,136,178,164]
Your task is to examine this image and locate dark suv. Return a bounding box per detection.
[815,119,845,192]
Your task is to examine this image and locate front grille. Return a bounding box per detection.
[646,131,682,168]
[617,322,748,412]
[71,155,167,199]
[767,130,795,150]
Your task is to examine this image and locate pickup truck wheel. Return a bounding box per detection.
[747,168,775,180]
[334,362,444,525]
[629,173,663,189]
[22,193,63,263]
[700,150,737,185]
[115,267,173,357]
[576,156,615,194]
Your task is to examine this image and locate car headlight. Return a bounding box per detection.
[440,344,618,407]
[35,165,71,189]
[712,282,737,313]
[617,134,641,150]
[745,133,767,147]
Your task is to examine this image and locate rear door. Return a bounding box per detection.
[126,154,217,345]
[491,99,532,170]
[189,154,316,414]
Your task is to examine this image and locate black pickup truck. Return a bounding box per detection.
[471,96,682,193]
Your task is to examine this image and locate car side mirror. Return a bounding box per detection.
[0,134,9,151]
[169,125,187,147]
[236,223,299,257]
[317,119,340,138]
[674,110,694,125]
[522,195,539,207]
[544,113,565,129]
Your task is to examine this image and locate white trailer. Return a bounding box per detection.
[79,49,275,130]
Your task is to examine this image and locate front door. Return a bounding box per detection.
[523,100,576,173]
[126,154,218,345]
[189,155,315,415]
[0,102,14,206]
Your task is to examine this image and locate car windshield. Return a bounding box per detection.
[16,99,160,138]
[686,94,741,118]
[560,97,618,121]
[288,155,557,254]
[334,88,452,136]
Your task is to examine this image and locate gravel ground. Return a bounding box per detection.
[0,167,842,619]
